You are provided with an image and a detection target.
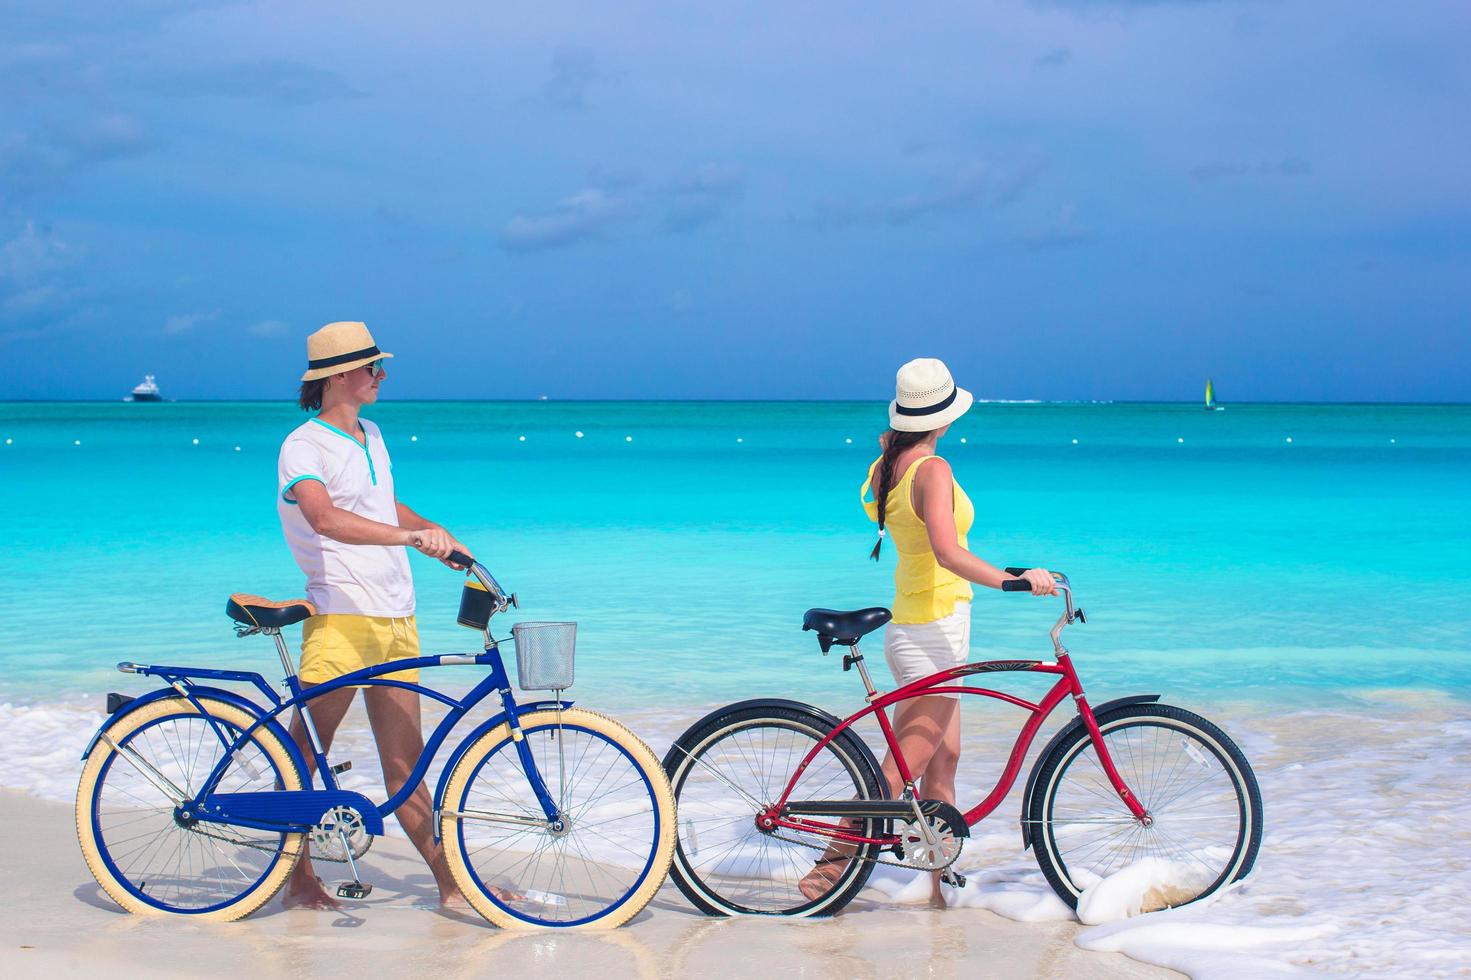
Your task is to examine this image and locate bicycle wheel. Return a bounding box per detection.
[75,696,306,920]
[440,707,675,928]
[1030,703,1263,911]
[662,703,885,917]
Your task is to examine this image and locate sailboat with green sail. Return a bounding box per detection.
[1205,378,1224,411]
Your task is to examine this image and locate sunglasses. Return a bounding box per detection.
[364,359,386,379]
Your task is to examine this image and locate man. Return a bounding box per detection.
[277,320,468,909]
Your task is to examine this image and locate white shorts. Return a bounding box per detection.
[883,602,971,699]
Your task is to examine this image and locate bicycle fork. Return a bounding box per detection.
[1075,693,1151,824]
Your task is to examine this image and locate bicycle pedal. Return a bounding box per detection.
[336,881,372,899]
[941,869,967,889]
[330,760,352,775]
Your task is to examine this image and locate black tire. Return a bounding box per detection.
[662,704,885,916]
[1029,703,1263,911]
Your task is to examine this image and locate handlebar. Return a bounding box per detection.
[1001,568,1081,634]
[1001,567,1070,592]
[452,552,518,616]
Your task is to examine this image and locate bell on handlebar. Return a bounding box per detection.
[457,578,495,631]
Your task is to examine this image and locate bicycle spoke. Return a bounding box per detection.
[453,718,661,925]
[672,717,873,913]
[90,709,292,914]
[1043,717,1250,906]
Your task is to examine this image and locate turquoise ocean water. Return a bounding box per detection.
[1,400,1467,713]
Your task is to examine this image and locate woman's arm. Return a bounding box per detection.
[913,458,1057,596]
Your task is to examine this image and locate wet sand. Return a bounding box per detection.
[2,790,1177,979]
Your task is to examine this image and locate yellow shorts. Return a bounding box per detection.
[299,614,420,686]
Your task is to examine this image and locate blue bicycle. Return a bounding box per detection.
[75,555,675,928]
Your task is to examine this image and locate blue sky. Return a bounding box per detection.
[0,0,1466,402]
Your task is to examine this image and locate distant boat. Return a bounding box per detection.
[1204,378,1224,412]
[125,375,163,402]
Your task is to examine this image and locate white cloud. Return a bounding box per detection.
[500,188,635,252]
[0,221,70,280]
[248,318,289,338]
[664,164,746,232]
[1018,203,1090,250]
[539,47,601,110]
[163,309,220,334]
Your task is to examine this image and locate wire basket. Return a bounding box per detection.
[511,622,576,691]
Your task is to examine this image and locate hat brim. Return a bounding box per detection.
[889,387,973,432]
[301,351,394,382]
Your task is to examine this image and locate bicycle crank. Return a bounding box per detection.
[312,805,374,861]
[896,808,966,872]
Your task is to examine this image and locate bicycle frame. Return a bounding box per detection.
[106,642,567,836]
[762,584,1149,847]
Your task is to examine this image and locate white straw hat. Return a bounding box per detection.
[301,321,394,382]
[888,358,974,432]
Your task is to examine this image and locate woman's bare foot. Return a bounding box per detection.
[282,875,342,910]
[797,856,850,902]
[927,870,949,909]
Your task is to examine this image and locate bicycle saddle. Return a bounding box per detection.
[226,593,317,629]
[802,607,892,652]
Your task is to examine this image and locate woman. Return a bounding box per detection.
[276,320,473,910]
[800,357,1056,908]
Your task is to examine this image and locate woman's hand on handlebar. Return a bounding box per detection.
[1019,567,1058,596]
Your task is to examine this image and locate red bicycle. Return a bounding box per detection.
[662,570,1263,917]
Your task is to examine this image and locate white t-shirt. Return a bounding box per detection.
[277,417,415,617]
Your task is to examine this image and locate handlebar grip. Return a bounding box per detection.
[1002,579,1033,592]
[449,550,475,569]
[1004,566,1030,577]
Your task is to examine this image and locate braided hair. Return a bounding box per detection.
[869,428,931,560]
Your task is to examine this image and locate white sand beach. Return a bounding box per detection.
[5,693,1471,978]
[1,789,1178,980]
[7,692,1471,977]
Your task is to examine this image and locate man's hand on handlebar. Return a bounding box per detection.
[408,527,472,569]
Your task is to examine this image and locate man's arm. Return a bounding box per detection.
[292,481,466,566]
[395,498,472,568]
[395,500,435,532]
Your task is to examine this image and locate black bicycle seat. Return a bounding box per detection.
[802,607,892,652]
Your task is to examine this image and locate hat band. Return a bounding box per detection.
[307,345,380,370]
[894,386,957,417]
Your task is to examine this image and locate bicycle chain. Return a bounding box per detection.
[182,824,352,863]
[764,824,960,873]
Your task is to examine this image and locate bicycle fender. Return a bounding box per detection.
[430,699,574,843]
[80,686,309,783]
[1019,694,1160,850]
[666,697,886,791]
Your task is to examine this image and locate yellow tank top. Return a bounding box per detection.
[861,455,975,624]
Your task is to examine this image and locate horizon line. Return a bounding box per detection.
[1,398,1468,407]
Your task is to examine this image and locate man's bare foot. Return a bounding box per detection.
[438,884,472,910]
[928,888,949,910]
[797,856,849,903]
[282,875,342,910]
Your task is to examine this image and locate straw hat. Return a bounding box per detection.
[888,358,974,432]
[300,321,394,381]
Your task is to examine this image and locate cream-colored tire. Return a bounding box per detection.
[440,708,675,929]
[76,696,306,921]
